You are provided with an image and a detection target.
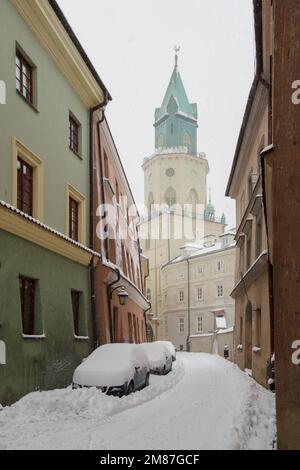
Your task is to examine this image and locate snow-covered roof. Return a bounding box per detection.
[0,200,101,258]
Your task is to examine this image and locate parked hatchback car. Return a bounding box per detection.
[156,341,176,361]
[72,343,150,396]
[140,342,173,375]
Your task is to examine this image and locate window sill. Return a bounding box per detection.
[22,334,46,340]
[252,346,261,353]
[74,335,89,340]
[69,147,83,160]
[16,89,39,113]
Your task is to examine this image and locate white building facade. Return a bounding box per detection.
[160,232,236,358]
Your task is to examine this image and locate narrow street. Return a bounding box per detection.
[0,354,275,450]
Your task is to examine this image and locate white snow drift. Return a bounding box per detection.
[0,353,276,450]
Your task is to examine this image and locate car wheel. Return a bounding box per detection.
[144,373,150,388]
[163,365,167,375]
[127,381,134,395]
[169,362,173,372]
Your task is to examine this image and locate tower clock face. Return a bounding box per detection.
[166,168,175,177]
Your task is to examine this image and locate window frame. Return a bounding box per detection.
[12,138,44,221]
[19,275,36,336]
[66,184,86,244]
[16,49,34,105]
[179,317,185,334]
[69,113,81,156]
[17,157,33,216]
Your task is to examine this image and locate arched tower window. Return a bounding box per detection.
[158,134,164,148]
[183,132,191,151]
[165,187,176,207]
[188,189,199,215]
[148,192,154,216]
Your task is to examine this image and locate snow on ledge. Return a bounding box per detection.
[0,200,100,258]
[252,346,261,353]
[236,344,243,351]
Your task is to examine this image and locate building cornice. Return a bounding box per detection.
[0,201,100,267]
[12,0,108,108]
[226,79,268,198]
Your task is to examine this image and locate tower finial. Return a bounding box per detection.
[174,45,180,67]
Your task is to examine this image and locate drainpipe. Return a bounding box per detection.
[186,256,191,352]
[89,92,109,349]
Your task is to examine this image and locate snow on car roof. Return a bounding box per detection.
[73,343,148,388]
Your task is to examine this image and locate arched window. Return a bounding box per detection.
[188,189,199,214]
[165,187,176,207]
[183,132,191,151]
[158,134,164,148]
[148,192,154,216]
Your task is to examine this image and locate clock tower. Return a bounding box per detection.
[140,50,226,339]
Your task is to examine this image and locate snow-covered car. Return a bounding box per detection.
[155,341,176,362]
[140,342,173,375]
[72,343,150,396]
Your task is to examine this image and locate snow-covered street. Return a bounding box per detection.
[0,353,276,450]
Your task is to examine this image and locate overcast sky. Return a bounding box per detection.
[58,0,255,227]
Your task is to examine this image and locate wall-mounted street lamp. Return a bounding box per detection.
[110,285,129,307]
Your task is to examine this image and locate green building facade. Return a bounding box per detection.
[0,0,107,405]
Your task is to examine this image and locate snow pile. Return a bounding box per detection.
[73,343,149,387]
[0,354,276,450]
[0,361,185,450]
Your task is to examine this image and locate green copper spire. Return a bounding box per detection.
[154,48,198,155]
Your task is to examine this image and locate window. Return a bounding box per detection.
[19,276,37,336]
[122,243,128,277]
[164,292,168,305]
[197,287,203,302]
[196,265,203,276]
[217,261,223,272]
[69,197,79,241]
[165,187,176,207]
[71,290,86,337]
[256,215,263,258]
[183,132,191,151]
[128,313,133,343]
[66,184,86,244]
[217,285,223,298]
[17,157,33,216]
[256,309,261,348]
[246,235,252,270]
[146,289,151,302]
[16,50,33,104]
[133,315,138,343]
[197,316,203,333]
[179,318,185,333]
[104,151,109,178]
[69,115,80,154]
[115,180,120,203]
[113,307,119,343]
[164,319,168,336]
[240,317,243,345]
[178,289,184,303]
[176,271,185,281]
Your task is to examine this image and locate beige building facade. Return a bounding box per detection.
[226,5,273,387]
[160,232,235,355]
